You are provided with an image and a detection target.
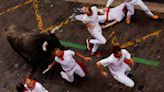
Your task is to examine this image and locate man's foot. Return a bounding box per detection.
[127,74,135,83]
[86,39,92,51]
[151,15,159,20]
[126,17,131,24]
[91,51,102,57]
[60,71,67,80]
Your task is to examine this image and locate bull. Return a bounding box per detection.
[6,25,65,74]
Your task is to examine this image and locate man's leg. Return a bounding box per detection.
[113,73,135,88]
[125,2,135,24]
[121,63,131,75]
[89,32,106,53]
[74,64,85,77]
[91,44,100,54]
[60,70,74,82]
[137,0,159,19]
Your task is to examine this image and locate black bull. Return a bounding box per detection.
[7,30,65,74]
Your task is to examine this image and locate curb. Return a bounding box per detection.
[65,0,164,13]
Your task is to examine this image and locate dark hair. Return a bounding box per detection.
[16,83,25,92]
[86,6,93,16]
[24,74,32,80]
[112,46,121,54]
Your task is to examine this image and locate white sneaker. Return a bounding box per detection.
[60,71,67,80]
[86,39,92,51]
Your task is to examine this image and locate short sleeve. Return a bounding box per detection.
[91,6,98,15]
[122,49,131,60]
[36,82,48,92]
[99,56,113,67]
[83,15,89,23]
[67,50,75,56]
[75,14,85,22]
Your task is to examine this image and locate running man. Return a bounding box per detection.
[24,75,48,92]
[96,46,135,87]
[75,6,107,56]
[47,48,91,82]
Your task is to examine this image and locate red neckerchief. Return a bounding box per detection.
[106,7,110,23]
[23,88,27,92]
[29,80,36,90]
[60,51,64,61]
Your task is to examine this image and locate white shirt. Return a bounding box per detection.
[82,6,102,33]
[99,49,131,74]
[55,50,76,71]
[98,3,126,23]
[24,82,48,92]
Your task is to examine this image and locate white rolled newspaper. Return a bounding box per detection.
[42,67,50,74]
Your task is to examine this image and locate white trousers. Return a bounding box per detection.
[111,63,135,88]
[60,63,85,82]
[125,0,154,18]
[75,14,107,53]
[89,28,106,53]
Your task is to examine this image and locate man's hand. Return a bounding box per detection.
[103,7,108,12]
[48,64,53,69]
[101,25,107,29]
[131,59,135,67]
[124,59,135,67]
[84,57,92,61]
[101,71,108,78]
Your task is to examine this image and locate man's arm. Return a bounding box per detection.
[43,61,57,74]
[106,0,114,8]
[101,20,118,29]
[51,25,62,33]
[96,62,108,78]
[124,59,135,66]
[123,49,135,65]
[48,61,57,69]
[75,52,91,61]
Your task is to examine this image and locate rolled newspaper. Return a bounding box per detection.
[42,67,50,74]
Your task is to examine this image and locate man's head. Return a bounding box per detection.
[53,48,63,57]
[112,46,122,58]
[24,74,35,90]
[83,6,93,16]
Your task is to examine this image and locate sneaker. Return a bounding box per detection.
[152,15,159,20]
[126,17,131,24]
[60,71,67,80]
[86,39,92,51]
[127,74,135,83]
